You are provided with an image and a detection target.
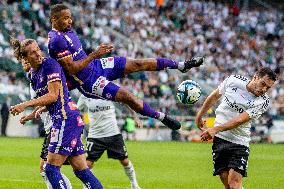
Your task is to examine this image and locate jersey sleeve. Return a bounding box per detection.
[246,97,270,120]
[77,95,88,112]
[218,75,232,95]
[48,34,72,60]
[43,59,63,83]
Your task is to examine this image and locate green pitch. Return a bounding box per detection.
[0,137,284,189]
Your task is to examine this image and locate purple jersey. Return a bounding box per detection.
[47,29,127,101]
[29,57,80,122]
[48,29,93,87]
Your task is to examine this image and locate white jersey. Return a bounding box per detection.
[215,75,270,147]
[77,95,120,138]
[30,85,52,133]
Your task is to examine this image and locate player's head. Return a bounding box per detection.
[10,37,43,70]
[50,4,72,32]
[249,67,277,96]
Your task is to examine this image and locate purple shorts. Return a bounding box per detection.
[48,116,85,157]
[78,56,126,101]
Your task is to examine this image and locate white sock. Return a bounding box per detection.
[158,112,165,121]
[40,171,52,189]
[178,61,185,70]
[123,161,139,188]
[62,173,72,189]
[41,171,72,189]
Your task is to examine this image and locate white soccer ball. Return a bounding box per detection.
[176,80,201,105]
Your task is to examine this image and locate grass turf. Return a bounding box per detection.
[0,137,283,189]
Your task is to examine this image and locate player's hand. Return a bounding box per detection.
[10,103,27,116]
[94,43,114,57]
[35,106,46,118]
[195,115,206,131]
[134,117,143,128]
[200,128,217,141]
[19,114,33,125]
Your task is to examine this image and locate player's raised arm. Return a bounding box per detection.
[10,80,61,115]
[195,88,222,130]
[55,43,113,75]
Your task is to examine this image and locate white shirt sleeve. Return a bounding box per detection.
[29,83,37,99]
[77,95,88,112]
[246,98,270,120]
[218,76,232,95]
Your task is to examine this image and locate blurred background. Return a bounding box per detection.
[0,0,283,143]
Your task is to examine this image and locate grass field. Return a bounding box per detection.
[0,137,284,189]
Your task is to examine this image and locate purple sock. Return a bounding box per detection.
[156,58,178,70]
[139,102,161,120]
[45,163,67,189]
[74,168,103,189]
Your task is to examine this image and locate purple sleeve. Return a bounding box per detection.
[48,33,72,60]
[44,59,63,83]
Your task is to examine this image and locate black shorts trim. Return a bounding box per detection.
[40,133,50,161]
[86,134,128,162]
[212,137,250,177]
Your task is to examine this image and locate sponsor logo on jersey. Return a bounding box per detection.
[57,50,70,58]
[72,46,83,58]
[100,57,114,69]
[224,96,244,113]
[35,85,48,95]
[77,116,84,127]
[50,128,59,142]
[47,73,60,80]
[68,101,78,110]
[92,76,109,95]
[89,105,111,112]
[70,138,77,148]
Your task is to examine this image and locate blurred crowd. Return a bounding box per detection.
[0,0,284,120]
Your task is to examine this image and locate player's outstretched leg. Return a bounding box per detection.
[115,88,181,130]
[124,56,204,75]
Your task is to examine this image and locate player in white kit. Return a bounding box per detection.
[195,67,277,189]
[77,95,141,189]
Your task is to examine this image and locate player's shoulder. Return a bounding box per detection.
[253,93,270,110]
[230,75,249,82]
[48,30,65,43]
[42,57,61,68]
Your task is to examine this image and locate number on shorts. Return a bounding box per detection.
[86,141,94,151]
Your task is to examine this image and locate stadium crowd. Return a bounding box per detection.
[0,0,283,122]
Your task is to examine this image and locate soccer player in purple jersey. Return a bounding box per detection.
[10,38,103,189]
[48,4,204,130]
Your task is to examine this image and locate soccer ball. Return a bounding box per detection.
[176,80,201,105]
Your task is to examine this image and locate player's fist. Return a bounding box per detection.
[10,103,27,116]
[94,43,114,57]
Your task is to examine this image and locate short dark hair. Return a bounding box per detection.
[50,4,69,20]
[256,67,277,81]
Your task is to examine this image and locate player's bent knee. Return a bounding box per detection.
[120,158,129,166]
[228,177,242,189]
[86,160,94,169]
